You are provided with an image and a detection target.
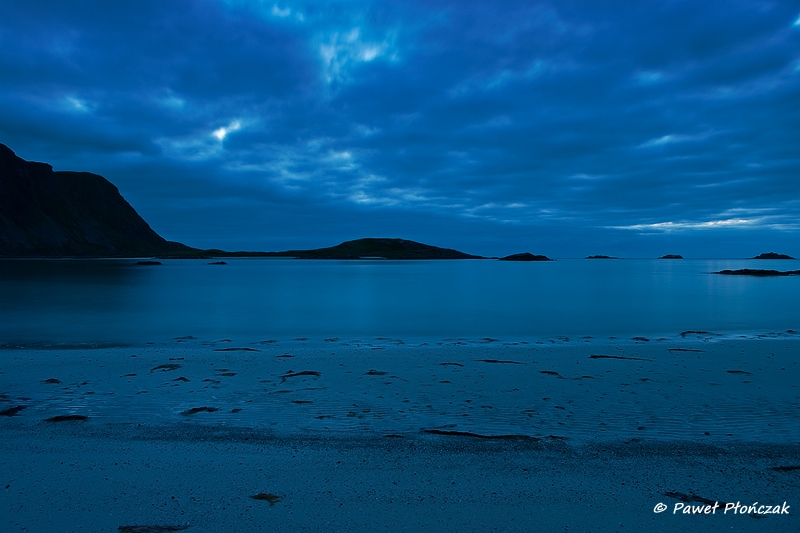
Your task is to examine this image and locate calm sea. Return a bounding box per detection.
[1,258,798,345]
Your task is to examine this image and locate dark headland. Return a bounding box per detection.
[0,143,191,257]
[0,144,483,260]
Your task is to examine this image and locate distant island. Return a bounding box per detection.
[586,255,619,259]
[716,269,800,277]
[659,254,683,259]
[263,238,483,260]
[499,253,553,261]
[751,252,795,260]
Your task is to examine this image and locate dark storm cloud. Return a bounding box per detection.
[0,0,798,256]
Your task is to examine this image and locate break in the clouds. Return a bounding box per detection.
[1,0,799,256]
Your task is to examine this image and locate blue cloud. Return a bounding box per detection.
[0,0,798,256]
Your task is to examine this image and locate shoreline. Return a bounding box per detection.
[2,335,798,531]
[2,326,798,351]
[2,335,798,442]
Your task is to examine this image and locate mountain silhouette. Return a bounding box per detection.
[0,143,193,257]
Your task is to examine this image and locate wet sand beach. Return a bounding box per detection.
[1,334,798,531]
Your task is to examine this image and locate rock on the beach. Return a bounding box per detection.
[117,526,189,533]
[250,492,284,505]
[0,405,26,416]
[45,414,88,422]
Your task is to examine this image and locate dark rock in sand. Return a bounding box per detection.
[251,493,284,505]
[659,254,683,259]
[751,252,795,260]
[680,330,715,337]
[279,370,321,383]
[150,364,181,373]
[45,414,88,422]
[499,252,552,261]
[181,407,219,416]
[118,526,189,533]
[41,378,61,384]
[476,359,524,365]
[590,354,652,361]
[0,405,26,416]
[771,465,800,472]
[726,370,752,375]
[365,369,388,376]
[212,347,259,352]
[422,429,539,441]
[664,491,730,507]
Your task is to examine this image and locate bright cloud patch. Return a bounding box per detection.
[612,217,800,232]
[319,28,392,83]
[212,120,241,141]
[271,5,291,17]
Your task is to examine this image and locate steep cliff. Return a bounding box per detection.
[0,143,192,257]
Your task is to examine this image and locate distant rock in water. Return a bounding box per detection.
[659,254,683,259]
[269,238,483,259]
[499,252,553,261]
[751,252,795,260]
[586,255,619,259]
[0,143,194,257]
[136,261,162,266]
[716,269,800,277]
[208,261,227,265]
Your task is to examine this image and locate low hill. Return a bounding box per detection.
[266,238,483,260]
[499,253,552,261]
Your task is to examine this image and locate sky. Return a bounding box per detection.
[1,0,799,258]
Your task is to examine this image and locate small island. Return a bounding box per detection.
[499,253,553,261]
[751,252,795,260]
[716,269,800,277]
[659,254,683,259]
[265,238,483,260]
[586,255,619,259]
